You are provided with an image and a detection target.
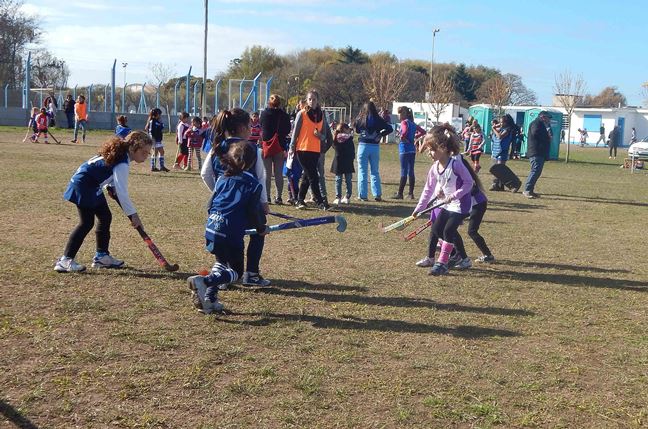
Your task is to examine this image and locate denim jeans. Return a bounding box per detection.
[525,155,545,193]
[74,119,87,141]
[357,143,381,198]
[335,173,353,198]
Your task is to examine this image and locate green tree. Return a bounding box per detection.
[337,45,369,64]
[582,86,627,108]
[226,45,284,78]
[0,0,40,88]
[451,64,476,103]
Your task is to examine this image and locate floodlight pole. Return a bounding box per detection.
[428,28,440,101]
[202,0,208,117]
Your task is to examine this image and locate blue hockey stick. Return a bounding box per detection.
[246,215,347,235]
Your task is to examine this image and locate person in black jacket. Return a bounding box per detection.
[523,111,551,199]
[63,94,75,129]
[260,94,291,204]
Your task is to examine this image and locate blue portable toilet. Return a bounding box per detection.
[522,108,563,160]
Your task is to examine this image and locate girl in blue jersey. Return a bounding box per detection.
[147,108,168,172]
[412,124,474,276]
[188,141,267,314]
[115,115,131,140]
[200,108,270,287]
[54,131,153,272]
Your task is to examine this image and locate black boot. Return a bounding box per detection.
[393,177,407,199]
[407,176,415,199]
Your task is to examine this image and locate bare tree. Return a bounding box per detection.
[362,60,408,115]
[30,48,69,89]
[505,73,537,105]
[428,72,455,123]
[148,62,177,126]
[478,75,511,116]
[553,71,586,163]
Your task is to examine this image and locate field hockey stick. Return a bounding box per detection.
[268,211,304,222]
[403,219,432,241]
[380,198,441,233]
[48,130,61,144]
[22,126,32,142]
[246,215,347,235]
[105,186,179,272]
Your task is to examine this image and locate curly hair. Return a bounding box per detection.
[99,130,152,165]
[420,123,461,156]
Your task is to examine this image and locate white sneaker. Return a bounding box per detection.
[416,256,434,268]
[54,256,86,273]
[91,254,125,269]
[305,196,316,203]
[454,257,472,270]
[332,198,341,205]
[187,275,223,314]
[340,196,350,204]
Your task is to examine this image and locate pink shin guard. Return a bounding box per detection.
[437,240,454,265]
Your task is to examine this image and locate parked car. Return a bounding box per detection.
[628,137,648,158]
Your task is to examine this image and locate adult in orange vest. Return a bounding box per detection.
[71,95,88,144]
[288,89,333,210]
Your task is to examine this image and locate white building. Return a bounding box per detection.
[391,102,468,129]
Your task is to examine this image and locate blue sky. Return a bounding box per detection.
[22,0,647,106]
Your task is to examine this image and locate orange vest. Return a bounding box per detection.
[296,109,322,153]
[75,102,87,120]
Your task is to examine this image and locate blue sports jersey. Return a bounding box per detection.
[115,125,131,139]
[209,137,258,180]
[205,171,265,252]
[149,119,164,142]
[63,154,129,208]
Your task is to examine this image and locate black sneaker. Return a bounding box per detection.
[151,167,159,172]
[392,193,404,199]
[159,166,170,172]
[375,196,383,202]
[318,202,331,211]
[242,272,271,287]
[274,198,283,205]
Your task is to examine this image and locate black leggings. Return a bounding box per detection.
[297,151,324,204]
[428,209,468,258]
[609,145,617,157]
[453,201,492,258]
[63,200,112,259]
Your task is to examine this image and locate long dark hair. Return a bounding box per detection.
[356,101,380,129]
[459,155,484,194]
[209,108,250,156]
[221,140,256,176]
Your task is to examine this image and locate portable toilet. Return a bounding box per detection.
[521,108,563,160]
[468,104,495,154]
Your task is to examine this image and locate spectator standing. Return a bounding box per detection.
[260,94,291,204]
[354,101,393,201]
[63,94,75,129]
[523,111,552,199]
[608,125,620,159]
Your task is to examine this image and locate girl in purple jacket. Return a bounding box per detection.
[412,124,474,276]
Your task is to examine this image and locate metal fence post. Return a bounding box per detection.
[4,84,8,108]
[214,78,221,114]
[122,83,126,113]
[174,80,181,114]
[88,84,93,111]
[185,66,192,113]
[111,59,116,128]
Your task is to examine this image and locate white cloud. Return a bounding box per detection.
[39,22,295,85]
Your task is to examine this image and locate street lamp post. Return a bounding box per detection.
[122,62,128,88]
[428,28,440,101]
[202,0,208,117]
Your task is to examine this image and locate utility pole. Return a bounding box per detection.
[202,0,208,117]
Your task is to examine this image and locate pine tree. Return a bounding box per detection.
[451,64,476,102]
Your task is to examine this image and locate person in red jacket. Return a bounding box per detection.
[34,107,50,144]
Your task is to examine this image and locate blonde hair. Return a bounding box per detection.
[420,123,461,156]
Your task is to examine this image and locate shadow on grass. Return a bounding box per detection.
[471,268,648,292]
[0,399,39,429]
[81,267,193,280]
[497,259,631,274]
[219,311,520,338]
[241,279,534,317]
[542,193,648,208]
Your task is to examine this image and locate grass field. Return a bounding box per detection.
[1,126,647,429]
